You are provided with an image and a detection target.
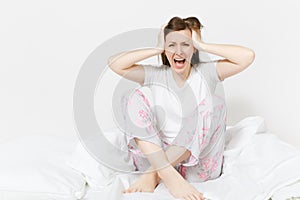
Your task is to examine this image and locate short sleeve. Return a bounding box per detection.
[202,60,222,83]
[197,60,222,93]
[142,64,166,86]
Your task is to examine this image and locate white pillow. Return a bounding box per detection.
[67,128,135,189]
[67,140,117,189]
[225,116,267,150]
[0,135,86,200]
[222,116,267,172]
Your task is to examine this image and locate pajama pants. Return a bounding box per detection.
[121,87,227,183]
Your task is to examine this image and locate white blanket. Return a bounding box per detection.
[77,116,300,200]
[0,117,300,200]
[1,116,299,200]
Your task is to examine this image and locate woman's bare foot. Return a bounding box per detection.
[123,171,160,193]
[158,165,204,200]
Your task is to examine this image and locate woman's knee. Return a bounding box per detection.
[166,145,192,165]
[133,135,165,153]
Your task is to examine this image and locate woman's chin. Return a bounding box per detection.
[171,64,187,74]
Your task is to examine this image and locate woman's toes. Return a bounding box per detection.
[190,194,198,200]
[185,195,192,200]
[127,188,135,193]
[194,193,204,200]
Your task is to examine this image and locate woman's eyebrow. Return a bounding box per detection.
[168,40,191,44]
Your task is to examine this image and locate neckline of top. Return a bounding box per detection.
[169,66,195,90]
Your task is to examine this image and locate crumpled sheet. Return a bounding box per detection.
[81,117,300,200]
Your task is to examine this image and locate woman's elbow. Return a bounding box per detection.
[107,57,121,74]
[107,57,115,69]
[248,49,255,64]
[242,49,255,68]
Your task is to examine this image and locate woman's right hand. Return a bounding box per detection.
[156,24,167,52]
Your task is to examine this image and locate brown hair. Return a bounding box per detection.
[161,16,204,67]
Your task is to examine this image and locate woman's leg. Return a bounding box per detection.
[123,88,204,200]
[124,139,192,193]
[176,95,227,183]
[123,87,192,172]
[126,138,204,200]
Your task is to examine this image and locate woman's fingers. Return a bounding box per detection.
[192,29,204,51]
[192,29,201,41]
[192,30,201,43]
[156,24,167,51]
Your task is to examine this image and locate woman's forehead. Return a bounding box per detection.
[166,29,192,42]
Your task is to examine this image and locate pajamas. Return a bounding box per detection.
[121,88,227,183]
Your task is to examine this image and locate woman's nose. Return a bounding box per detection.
[175,46,183,54]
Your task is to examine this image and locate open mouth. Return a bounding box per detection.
[174,58,186,68]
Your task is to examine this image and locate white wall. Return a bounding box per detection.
[1,0,299,147]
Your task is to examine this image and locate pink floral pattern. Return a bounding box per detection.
[198,171,209,180]
[179,165,187,179]
[138,109,147,119]
[125,89,226,182]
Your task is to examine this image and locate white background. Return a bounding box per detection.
[1,0,299,147]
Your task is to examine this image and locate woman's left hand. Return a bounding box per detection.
[192,30,205,51]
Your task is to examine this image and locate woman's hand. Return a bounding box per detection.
[192,29,206,51]
[156,24,167,53]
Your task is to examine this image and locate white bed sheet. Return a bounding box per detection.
[271,179,300,200]
[0,135,86,200]
[1,116,300,200]
[79,119,300,200]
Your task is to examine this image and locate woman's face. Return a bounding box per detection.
[164,28,195,78]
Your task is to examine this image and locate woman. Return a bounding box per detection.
[108,16,255,200]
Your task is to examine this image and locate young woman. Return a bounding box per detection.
[108,16,255,200]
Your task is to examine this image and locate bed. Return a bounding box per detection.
[1,116,300,200]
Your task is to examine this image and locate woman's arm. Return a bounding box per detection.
[108,25,165,85]
[192,31,255,81]
[108,48,163,85]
